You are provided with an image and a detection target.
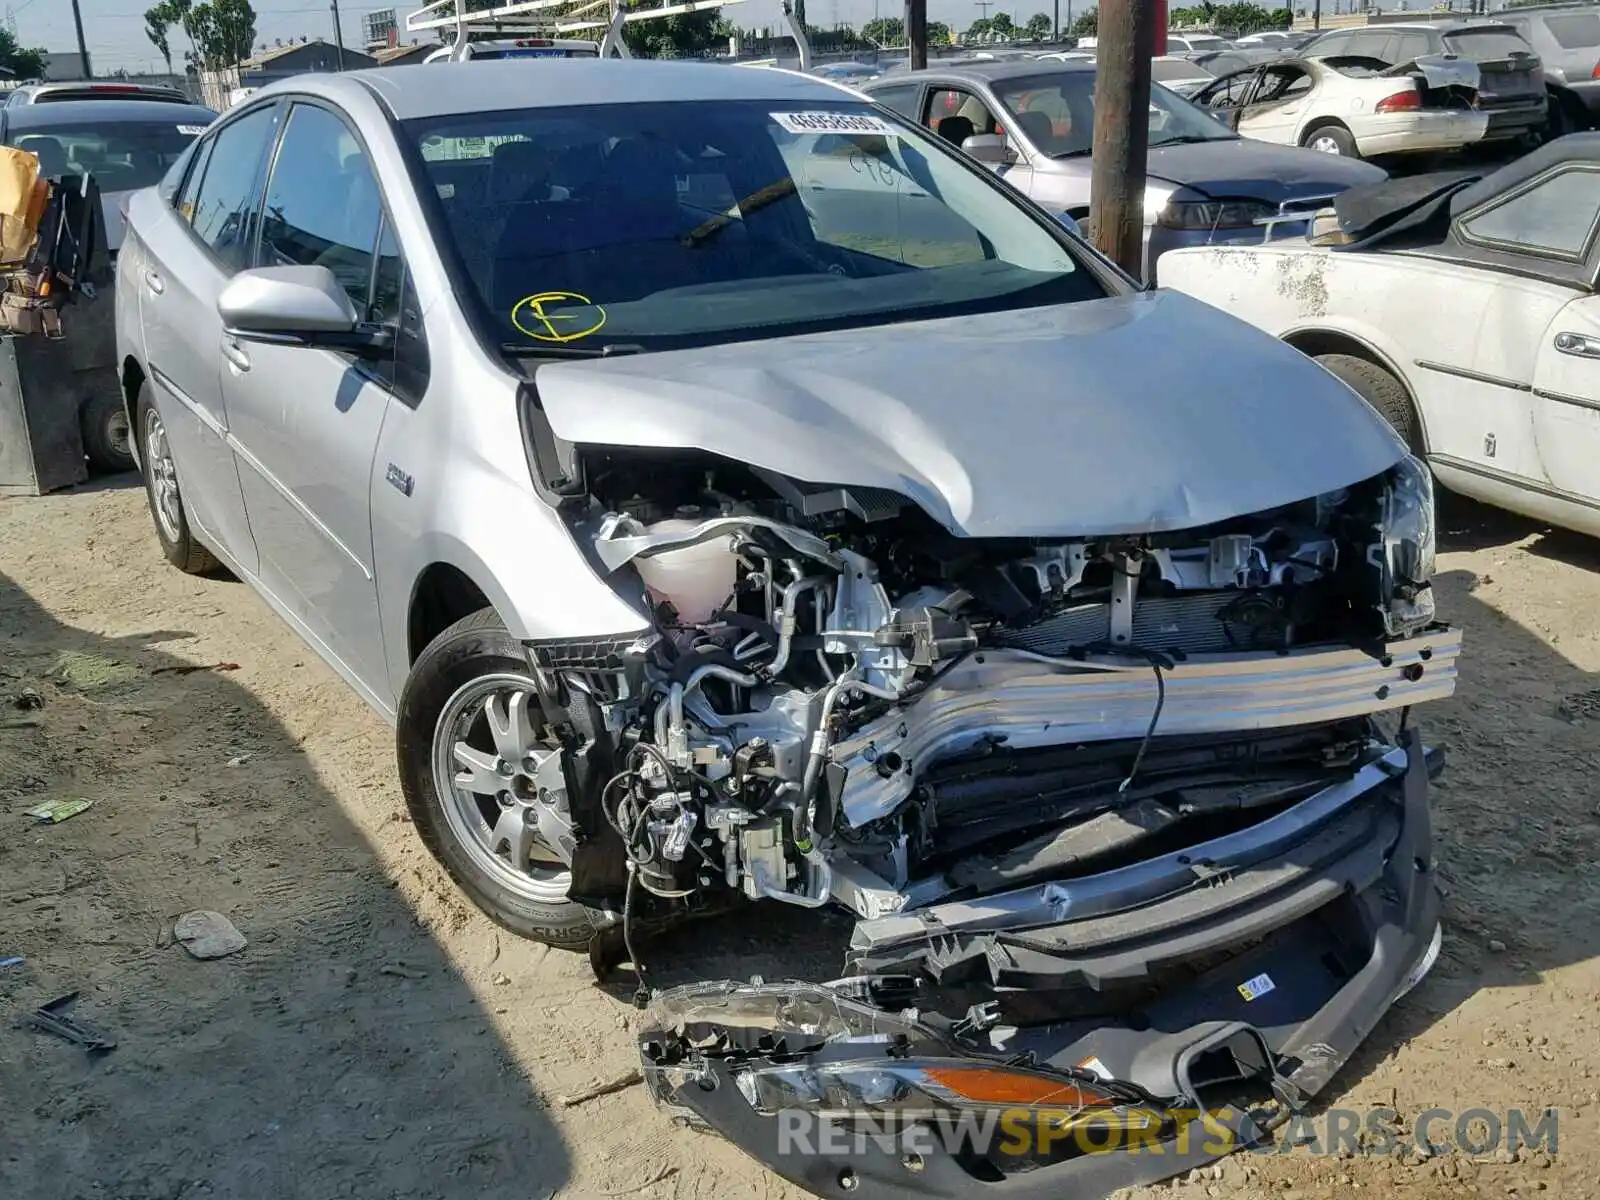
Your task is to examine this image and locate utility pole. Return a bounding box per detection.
[1088,0,1154,276]
[906,0,926,68]
[1052,0,1059,38]
[331,0,347,70]
[70,0,93,80]
[1313,0,1322,31]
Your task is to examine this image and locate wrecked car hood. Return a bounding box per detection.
[535,290,1406,538]
[1146,137,1386,206]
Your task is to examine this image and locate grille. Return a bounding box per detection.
[999,592,1289,658]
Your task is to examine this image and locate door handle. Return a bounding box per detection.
[221,337,251,373]
[1553,331,1600,359]
[143,270,164,295]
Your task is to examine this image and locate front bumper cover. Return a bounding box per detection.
[638,731,1444,1199]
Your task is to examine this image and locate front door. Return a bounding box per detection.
[221,100,402,702]
[922,86,1035,197]
[1235,65,1315,147]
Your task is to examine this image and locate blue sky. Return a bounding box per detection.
[23,0,1396,74]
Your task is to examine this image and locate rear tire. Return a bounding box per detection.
[81,390,135,473]
[1316,353,1421,453]
[397,607,607,951]
[137,384,220,575]
[1303,123,1359,158]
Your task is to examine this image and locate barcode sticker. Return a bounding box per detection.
[1237,972,1276,1002]
[770,111,896,135]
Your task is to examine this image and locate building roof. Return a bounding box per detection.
[240,39,378,70]
[348,58,857,120]
[374,44,437,65]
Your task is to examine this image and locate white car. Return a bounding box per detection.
[1160,136,1600,537]
[1165,33,1232,57]
[1191,53,1488,158]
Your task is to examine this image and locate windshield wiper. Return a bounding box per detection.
[1049,147,1094,160]
[499,342,644,359]
[1151,134,1234,146]
[681,177,798,247]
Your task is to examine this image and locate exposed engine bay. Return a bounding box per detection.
[506,434,1459,1196]
[516,447,1451,934]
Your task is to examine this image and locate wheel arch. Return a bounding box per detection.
[1281,326,1430,454]
[1298,114,1352,147]
[120,355,147,470]
[1547,82,1592,132]
[407,560,497,665]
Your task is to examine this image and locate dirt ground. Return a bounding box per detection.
[2,479,1597,1200]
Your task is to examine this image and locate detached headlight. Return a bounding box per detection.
[734,1058,1148,1121]
[1156,199,1277,230]
[1371,455,1437,637]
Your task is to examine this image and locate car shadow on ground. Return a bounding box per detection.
[607,556,1600,1129]
[0,570,571,1200]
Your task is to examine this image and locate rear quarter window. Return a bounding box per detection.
[1544,12,1600,50]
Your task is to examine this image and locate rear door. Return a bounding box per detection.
[1193,68,1264,131]
[133,101,281,573]
[1234,64,1315,145]
[220,99,401,701]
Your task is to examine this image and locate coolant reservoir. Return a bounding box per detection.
[634,519,739,623]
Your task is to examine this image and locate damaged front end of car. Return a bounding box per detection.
[506,399,1457,1192]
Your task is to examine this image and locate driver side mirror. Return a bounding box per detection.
[218,265,393,357]
[961,133,1019,166]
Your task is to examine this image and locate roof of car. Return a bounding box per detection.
[1337,20,1513,32]
[3,98,217,129]
[863,58,1095,85]
[337,58,858,119]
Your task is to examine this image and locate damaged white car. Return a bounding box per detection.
[116,60,1461,1196]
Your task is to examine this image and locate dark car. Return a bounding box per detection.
[1493,2,1600,132]
[1299,20,1548,143]
[0,97,216,252]
[0,97,214,472]
[862,59,1384,281]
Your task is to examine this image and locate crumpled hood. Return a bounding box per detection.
[1149,137,1386,205]
[535,290,1407,538]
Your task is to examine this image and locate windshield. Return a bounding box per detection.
[403,99,1107,355]
[993,72,1235,156]
[8,120,202,191]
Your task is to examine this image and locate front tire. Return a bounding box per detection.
[1316,352,1421,453]
[397,607,605,950]
[137,384,219,574]
[1303,123,1359,158]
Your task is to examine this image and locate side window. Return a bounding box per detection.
[1345,30,1398,61]
[188,105,278,270]
[173,135,214,223]
[160,137,201,206]
[1460,169,1600,260]
[1251,68,1312,106]
[258,103,384,315]
[1201,72,1256,109]
[868,84,921,119]
[924,87,1002,146]
[1392,32,1434,62]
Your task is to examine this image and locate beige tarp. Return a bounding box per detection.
[0,145,48,264]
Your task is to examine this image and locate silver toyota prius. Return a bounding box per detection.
[116,58,1459,1195]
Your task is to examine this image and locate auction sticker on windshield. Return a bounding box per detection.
[770,111,896,135]
[177,124,209,135]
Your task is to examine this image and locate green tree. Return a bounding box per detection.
[145,5,176,72]
[0,27,46,80]
[1025,12,1052,39]
[990,12,1016,37]
[862,15,904,44]
[964,17,992,42]
[184,0,257,69]
[927,21,952,44]
[623,8,721,57]
[1070,8,1098,37]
